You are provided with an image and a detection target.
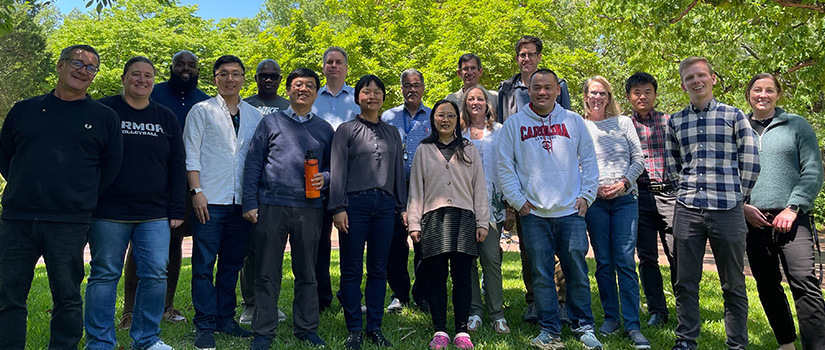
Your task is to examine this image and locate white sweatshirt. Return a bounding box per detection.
[497,102,599,218]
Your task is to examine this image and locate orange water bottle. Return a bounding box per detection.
[304,150,320,198]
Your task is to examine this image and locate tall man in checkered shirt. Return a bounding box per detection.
[666,57,760,350]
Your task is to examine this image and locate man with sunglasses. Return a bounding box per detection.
[238,58,290,326]
[0,44,123,349]
[183,55,263,350]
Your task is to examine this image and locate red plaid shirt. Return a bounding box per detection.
[632,110,670,185]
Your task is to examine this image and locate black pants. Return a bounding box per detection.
[0,219,89,350]
[746,211,825,348]
[636,188,676,316]
[424,252,474,333]
[315,208,334,310]
[386,213,427,305]
[252,205,322,338]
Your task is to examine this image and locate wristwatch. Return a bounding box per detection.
[787,204,799,214]
[189,187,203,196]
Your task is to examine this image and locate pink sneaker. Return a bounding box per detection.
[454,332,474,349]
[429,331,450,350]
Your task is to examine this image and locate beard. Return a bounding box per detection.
[167,72,199,94]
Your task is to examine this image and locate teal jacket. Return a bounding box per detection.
[748,107,824,212]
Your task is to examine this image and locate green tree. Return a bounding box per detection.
[0,2,52,121]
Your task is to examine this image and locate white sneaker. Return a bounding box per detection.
[491,318,510,334]
[278,308,286,322]
[144,340,175,350]
[467,315,482,331]
[387,297,405,312]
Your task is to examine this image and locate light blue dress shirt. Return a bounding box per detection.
[381,103,432,180]
[311,83,360,130]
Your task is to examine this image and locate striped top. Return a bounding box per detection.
[584,115,645,195]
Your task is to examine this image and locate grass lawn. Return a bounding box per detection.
[23,250,799,349]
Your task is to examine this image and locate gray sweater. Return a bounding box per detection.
[584,115,645,195]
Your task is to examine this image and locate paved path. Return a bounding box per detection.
[58,228,825,278]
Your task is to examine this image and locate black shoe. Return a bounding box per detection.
[250,335,273,350]
[299,332,327,348]
[194,329,216,350]
[344,331,363,349]
[523,302,538,324]
[672,341,695,350]
[414,299,430,313]
[365,330,392,347]
[647,313,668,327]
[218,321,253,338]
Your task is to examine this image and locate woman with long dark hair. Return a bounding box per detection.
[408,99,489,349]
[329,74,406,349]
[85,56,186,350]
[743,73,825,350]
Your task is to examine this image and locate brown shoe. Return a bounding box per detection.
[163,307,186,323]
[118,312,132,330]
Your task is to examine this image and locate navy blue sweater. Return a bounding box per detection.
[0,92,123,223]
[94,96,186,221]
[243,111,334,211]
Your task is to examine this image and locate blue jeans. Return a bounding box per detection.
[521,213,595,336]
[338,190,396,332]
[85,219,170,349]
[0,219,88,350]
[191,204,251,331]
[585,194,641,331]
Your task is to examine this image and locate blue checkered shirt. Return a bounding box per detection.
[666,98,760,210]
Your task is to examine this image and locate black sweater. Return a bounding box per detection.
[94,96,186,221]
[0,92,123,223]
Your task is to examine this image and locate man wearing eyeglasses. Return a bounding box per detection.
[445,53,498,114]
[0,44,123,349]
[382,68,432,313]
[243,67,333,350]
[238,58,290,326]
[497,35,573,326]
[183,55,263,350]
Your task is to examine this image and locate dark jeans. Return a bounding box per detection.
[424,252,474,333]
[746,211,825,348]
[0,219,89,350]
[252,205,321,338]
[191,204,251,331]
[339,190,395,332]
[636,187,676,316]
[515,214,566,305]
[315,206,334,310]
[673,203,748,350]
[386,212,427,305]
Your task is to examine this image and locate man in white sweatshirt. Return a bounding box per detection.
[498,69,602,350]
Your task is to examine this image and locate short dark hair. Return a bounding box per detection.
[172,50,197,65]
[213,55,245,76]
[59,44,100,65]
[457,53,481,69]
[285,68,320,91]
[530,68,559,85]
[123,56,155,76]
[625,72,658,94]
[354,74,386,105]
[515,36,543,55]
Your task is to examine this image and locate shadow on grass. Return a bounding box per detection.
[22,251,801,349]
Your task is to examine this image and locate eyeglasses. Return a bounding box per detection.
[402,83,424,90]
[291,82,317,90]
[460,66,479,73]
[435,113,457,120]
[257,73,280,81]
[63,59,99,75]
[215,71,244,79]
[517,52,538,60]
[587,91,608,97]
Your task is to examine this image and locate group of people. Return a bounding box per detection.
[0,33,823,350]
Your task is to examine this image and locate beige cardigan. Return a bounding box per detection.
[407,142,490,232]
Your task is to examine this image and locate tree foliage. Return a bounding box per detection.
[0,2,52,120]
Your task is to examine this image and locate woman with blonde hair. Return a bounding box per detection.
[460,85,512,334]
[581,76,649,349]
